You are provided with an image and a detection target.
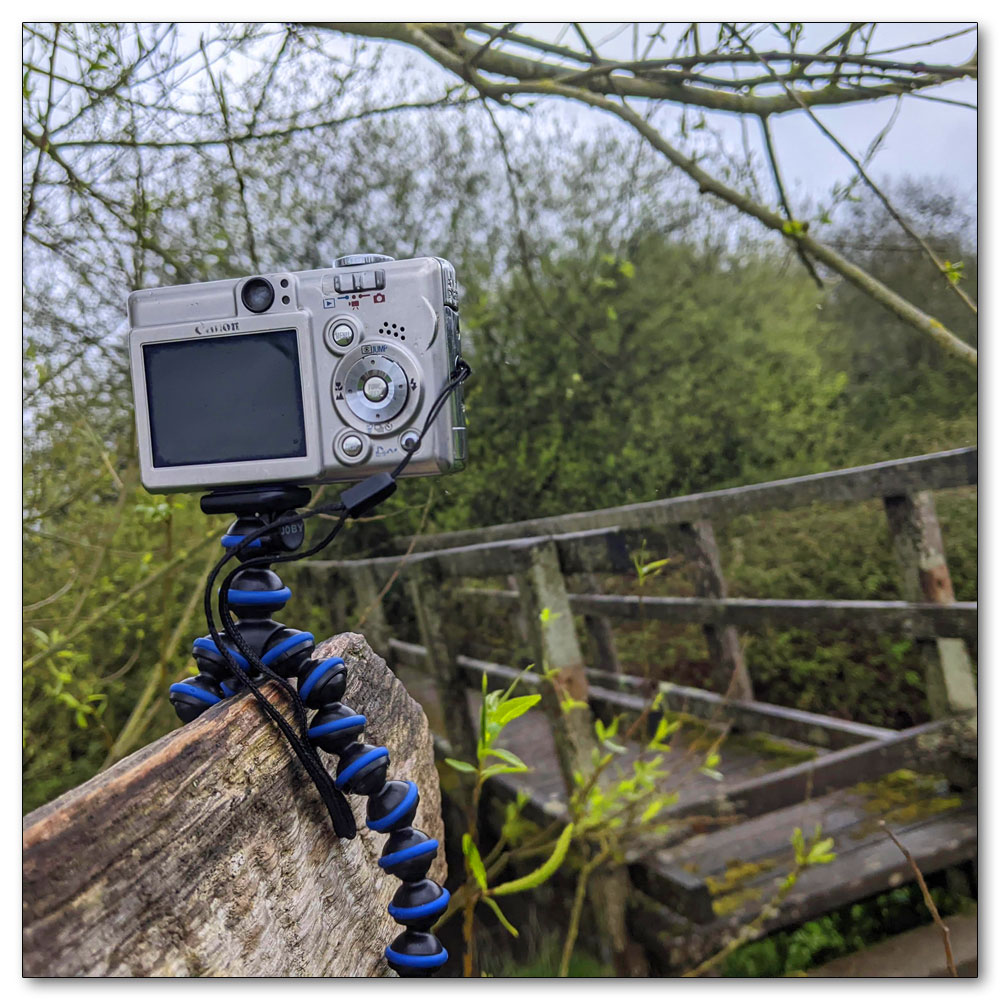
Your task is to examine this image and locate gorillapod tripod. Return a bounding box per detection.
[167,483,450,977]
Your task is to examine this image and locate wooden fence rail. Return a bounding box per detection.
[456,589,978,641]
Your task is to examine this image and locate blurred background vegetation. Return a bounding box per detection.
[23,24,976,827]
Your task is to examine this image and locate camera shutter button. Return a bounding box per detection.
[335,253,395,267]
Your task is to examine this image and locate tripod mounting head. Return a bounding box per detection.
[200,484,311,517]
[201,484,312,558]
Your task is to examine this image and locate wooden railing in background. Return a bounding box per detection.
[300,448,976,775]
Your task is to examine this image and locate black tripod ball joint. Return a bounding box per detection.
[168,507,449,977]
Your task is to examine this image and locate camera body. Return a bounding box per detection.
[128,254,466,494]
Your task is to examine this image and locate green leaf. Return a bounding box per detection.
[791,827,806,864]
[483,747,528,769]
[479,673,489,745]
[462,834,488,890]
[482,895,519,937]
[649,714,680,749]
[445,758,477,774]
[641,800,665,824]
[480,763,530,780]
[492,823,574,896]
[807,837,836,865]
[493,694,541,727]
[637,557,670,580]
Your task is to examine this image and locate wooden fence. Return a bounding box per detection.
[302,447,977,759]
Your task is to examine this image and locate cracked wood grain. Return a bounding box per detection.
[22,632,446,978]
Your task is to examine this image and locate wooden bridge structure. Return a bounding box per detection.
[298,447,978,972]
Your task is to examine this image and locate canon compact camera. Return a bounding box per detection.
[127,253,466,494]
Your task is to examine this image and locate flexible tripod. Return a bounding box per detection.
[168,484,450,977]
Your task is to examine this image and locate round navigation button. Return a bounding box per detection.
[337,351,410,429]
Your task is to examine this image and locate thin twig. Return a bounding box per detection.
[759,115,823,288]
[879,820,957,977]
[357,486,435,628]
[726,23,977,316]
[101,543,220,768]
[559,845,610,976]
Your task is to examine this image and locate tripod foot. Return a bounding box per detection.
[168,675,225,723]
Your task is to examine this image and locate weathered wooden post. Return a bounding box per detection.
[580,572,623,674]
[883,491,977,721]
[677,520,754,701]
[515,539,647,976]
[515,540,594,788]
[404,564,479,764]
[22,633,446,978]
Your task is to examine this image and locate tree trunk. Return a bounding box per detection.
[22,632,446,977]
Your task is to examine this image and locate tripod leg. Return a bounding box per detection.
[300,653,449,976]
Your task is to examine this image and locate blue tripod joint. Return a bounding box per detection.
[388,882,450,929]
[367,780,419,832]
[385,932,449,977]
[225,586,292,609]
[335,743,390,795]
[168,677,224,723]
[298,656,347,707]
[378,831,439,880]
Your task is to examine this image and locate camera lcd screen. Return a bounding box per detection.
[143,329,307,467]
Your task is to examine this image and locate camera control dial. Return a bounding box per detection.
[340,353,410,428]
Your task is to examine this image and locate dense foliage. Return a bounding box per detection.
[23,35,976,816]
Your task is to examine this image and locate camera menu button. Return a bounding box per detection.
[332,323,355,347]
[324,316,360,353]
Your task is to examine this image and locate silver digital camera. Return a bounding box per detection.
[127,253,466,493]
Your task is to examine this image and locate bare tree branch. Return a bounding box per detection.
[725,23,978,316]
[308,22,975,116]
[306,22,976,367]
